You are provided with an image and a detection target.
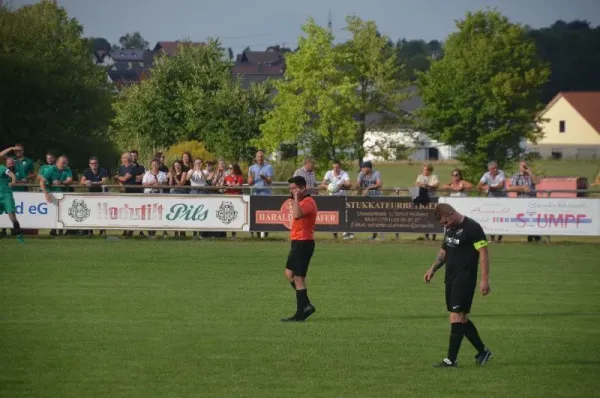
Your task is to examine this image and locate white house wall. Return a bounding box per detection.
[364,131,458,162]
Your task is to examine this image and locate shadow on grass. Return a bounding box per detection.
[311,312,600,322]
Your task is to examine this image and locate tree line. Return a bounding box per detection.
[1,1,599,180]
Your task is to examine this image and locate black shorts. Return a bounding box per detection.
[285,240,315,277]
[445,271,477,313]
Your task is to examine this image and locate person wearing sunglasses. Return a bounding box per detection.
[81,156,109,236]
[443,169,473,197]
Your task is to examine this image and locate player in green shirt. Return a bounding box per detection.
[13,144,35,183]
[39,155,73,202]
[38,152,56,178]
[0,155,24,243]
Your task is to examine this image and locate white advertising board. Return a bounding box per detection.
[0,192,59,229]
[439,197,600,236]
[57,194,250,231]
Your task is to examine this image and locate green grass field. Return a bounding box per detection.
[2,239,600,397]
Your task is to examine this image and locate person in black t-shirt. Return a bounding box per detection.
[81,156,109,236]
[155,152,169,174]
[116,152,138,237]
[130,150,146,193]
[424,203,493,368]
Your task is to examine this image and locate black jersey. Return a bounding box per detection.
[441,216,488,282]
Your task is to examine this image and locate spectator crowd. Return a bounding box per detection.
[1,144,544,243]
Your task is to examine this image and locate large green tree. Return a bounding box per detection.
[118,31,149,50]
[417,10,550,179]
[259,16,408,165]
[112,41,269,162]
[339,15,411,162]
[529,20,600,103]
[0,2,115,167]
[257,18,358,164]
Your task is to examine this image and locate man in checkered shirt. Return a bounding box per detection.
[293,158,318,194]
[510,160,541,242]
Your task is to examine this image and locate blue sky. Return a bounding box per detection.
[12,0,600,52]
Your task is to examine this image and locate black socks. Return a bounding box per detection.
[464,320,485,353]
[448,323,465,362]
[296,289,310,315]
[12,220,21,234]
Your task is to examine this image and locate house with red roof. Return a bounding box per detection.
[529,91,600,160]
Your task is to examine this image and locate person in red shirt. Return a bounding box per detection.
[224,163,244,239]
[282,175,318,322]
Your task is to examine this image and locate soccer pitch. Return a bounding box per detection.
[1,239,599,397]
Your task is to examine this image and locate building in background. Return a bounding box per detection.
[528,91,600,160]
[363,86,458,162]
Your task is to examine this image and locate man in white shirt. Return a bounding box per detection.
[321,160,353,240]
[477,161,506,243]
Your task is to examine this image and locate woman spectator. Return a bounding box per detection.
[188,159,208,194]
[443,168,473,197]
[415,163,439,241]
[208,159,228,238]
[181,151,193,173]
[224,163,244,239]
[210,159,227,192]
[142,159,169,238]
[169,160,189,238]
[187,159,208,239]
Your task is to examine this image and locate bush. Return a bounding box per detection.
[165,140,216,165]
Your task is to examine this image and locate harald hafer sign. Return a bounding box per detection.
[249,196,345,232]
[57,194,250,231]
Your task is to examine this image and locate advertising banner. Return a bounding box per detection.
[0,192,59,229]
[249,195,345,232]
[440,197,600,236]
[57,194,250,231]
[345,196,444,233]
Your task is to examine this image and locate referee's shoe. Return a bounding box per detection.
[281,303,316,322]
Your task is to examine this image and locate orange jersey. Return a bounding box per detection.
[290,196,318,241]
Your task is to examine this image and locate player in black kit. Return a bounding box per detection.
[424,203,493,367]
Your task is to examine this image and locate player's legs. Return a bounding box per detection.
[284,267,295,290]
[282,241,316,322]
[1,194,23,242]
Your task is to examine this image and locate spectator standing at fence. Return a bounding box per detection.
[188,159,208,193]
[39,152,56,176]
[293,158,318,194]
[155,152,169,173]
[357,161,384,240]
[142,159,169,238]
[281,175,317,322]
[248,150,274,238]
[39,155,73,237]
[169,160,189,238]
[116,152,138,237]
[130,150,146,192]
[187,159,208,239]
[81,156,109,237]
[415,163,440,241]
[510,161,541,242]
[181,152,193,173]
[477,161,506,243]
[321,160,353,240]
[12,144,36,185]
[224,163,244,239]
[210,159,227,193]
[443,169,473,197]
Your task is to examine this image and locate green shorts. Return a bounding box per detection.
[0,192,16,215]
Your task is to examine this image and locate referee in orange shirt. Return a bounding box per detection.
[282,175,318,322]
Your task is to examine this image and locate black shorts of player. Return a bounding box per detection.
[445,270,477,313]
[285,240,315,278]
